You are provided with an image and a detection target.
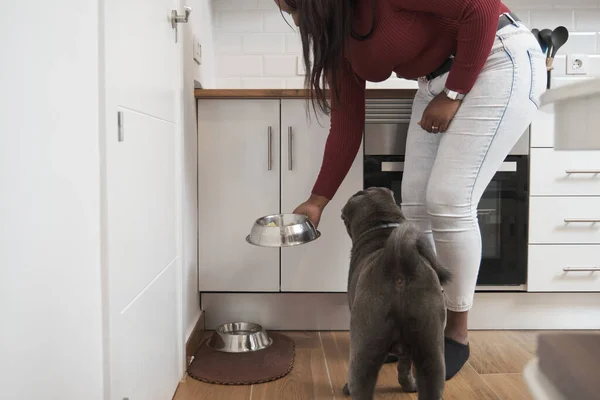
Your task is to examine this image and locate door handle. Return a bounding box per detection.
[267,126,272,171]
[288,127,293,171]
[170,6,192,29]
[564,218,600,223]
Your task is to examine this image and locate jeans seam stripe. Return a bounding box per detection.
[467,39,517,210]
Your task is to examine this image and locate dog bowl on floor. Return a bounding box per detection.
[246,213,321,247]
[208,322,273,353]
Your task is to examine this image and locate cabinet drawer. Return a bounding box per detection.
[528,245,600,292]
[530,148,600,196]
[529,197,600,244]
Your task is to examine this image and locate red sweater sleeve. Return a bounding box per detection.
[311,61,366,200]
[394,0,503,93]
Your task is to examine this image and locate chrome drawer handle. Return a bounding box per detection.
[565,170,600,174]
[563,267,600,272]
[564,218,600,223]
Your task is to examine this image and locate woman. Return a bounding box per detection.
[275,0,546,379]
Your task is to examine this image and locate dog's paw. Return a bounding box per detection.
[398,376,417,393]
[343,383,350,396]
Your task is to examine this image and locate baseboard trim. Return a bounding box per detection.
[201,292,600,330]
[185,309,205,366]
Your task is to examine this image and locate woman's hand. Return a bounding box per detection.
[418,92,462,134]
[293,194,329,229]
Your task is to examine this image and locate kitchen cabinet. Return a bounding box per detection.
[197,98,363,293]
[197,99,281,292]
[280,99,363,292]
[528,105,600,293]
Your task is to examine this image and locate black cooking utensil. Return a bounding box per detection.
[550,26,569,58]
[539,29,553,56]
[539,29,554,89]
[545,26,569,89]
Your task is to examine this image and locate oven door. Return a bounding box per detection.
[363,155,529,289]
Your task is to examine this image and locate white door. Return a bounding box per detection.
[103,0,184,399]
[280,99,364,292]
[197,99,281,292]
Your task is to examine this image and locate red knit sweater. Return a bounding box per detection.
[312,0,510,200]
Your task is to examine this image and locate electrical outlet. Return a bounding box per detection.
[193,34,202,65]
[566,54,588,75]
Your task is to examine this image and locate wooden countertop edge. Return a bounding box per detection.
[194,88,417,99]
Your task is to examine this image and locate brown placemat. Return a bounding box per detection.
[187,332,295,385]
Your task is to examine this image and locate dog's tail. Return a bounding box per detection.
[382,223,452,285]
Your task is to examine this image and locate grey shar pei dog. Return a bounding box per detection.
[340,187,452,400]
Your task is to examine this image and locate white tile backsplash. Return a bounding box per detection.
[241,77,286,89]
[574,9,600,31]
[211,0,600,88]
[263,10,295,33]
[530,9,574,30]
[214,77,242,88]
[263,55,297,76]
[560,33,598,54]
[242,34,285,54]
[215,11,263,32]
[285,33,302,54]
[217,55,262,77]
[214,34,242,54]
[285,77,306,89]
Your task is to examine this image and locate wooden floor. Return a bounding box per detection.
[174,331,539,400]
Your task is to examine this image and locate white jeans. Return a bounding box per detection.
[400,22,546,312]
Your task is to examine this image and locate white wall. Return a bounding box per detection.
[191,0,216,88]
[182,0,215,339]
[211,0,600,89]
[0,0,105,399]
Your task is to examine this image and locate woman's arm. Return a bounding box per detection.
[311,60,366,201]
[395,0,503,94]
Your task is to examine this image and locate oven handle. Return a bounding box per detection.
[381,161,517,172]
[381,161,404,172]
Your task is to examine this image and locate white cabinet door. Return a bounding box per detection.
[104,0,182,398]
[197,99,280,292]
[280,99,364,292]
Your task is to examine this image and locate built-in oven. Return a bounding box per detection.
[363,98,529,290]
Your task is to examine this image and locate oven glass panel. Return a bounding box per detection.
[364,155,528,287]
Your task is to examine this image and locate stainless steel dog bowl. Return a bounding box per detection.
[208,322,273,353]
[246,213,321,247]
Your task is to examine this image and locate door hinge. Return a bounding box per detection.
[117,111,124,142]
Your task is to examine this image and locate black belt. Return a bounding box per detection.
[424,12,521,81]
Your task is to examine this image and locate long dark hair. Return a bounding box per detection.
[281,0,375,115]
